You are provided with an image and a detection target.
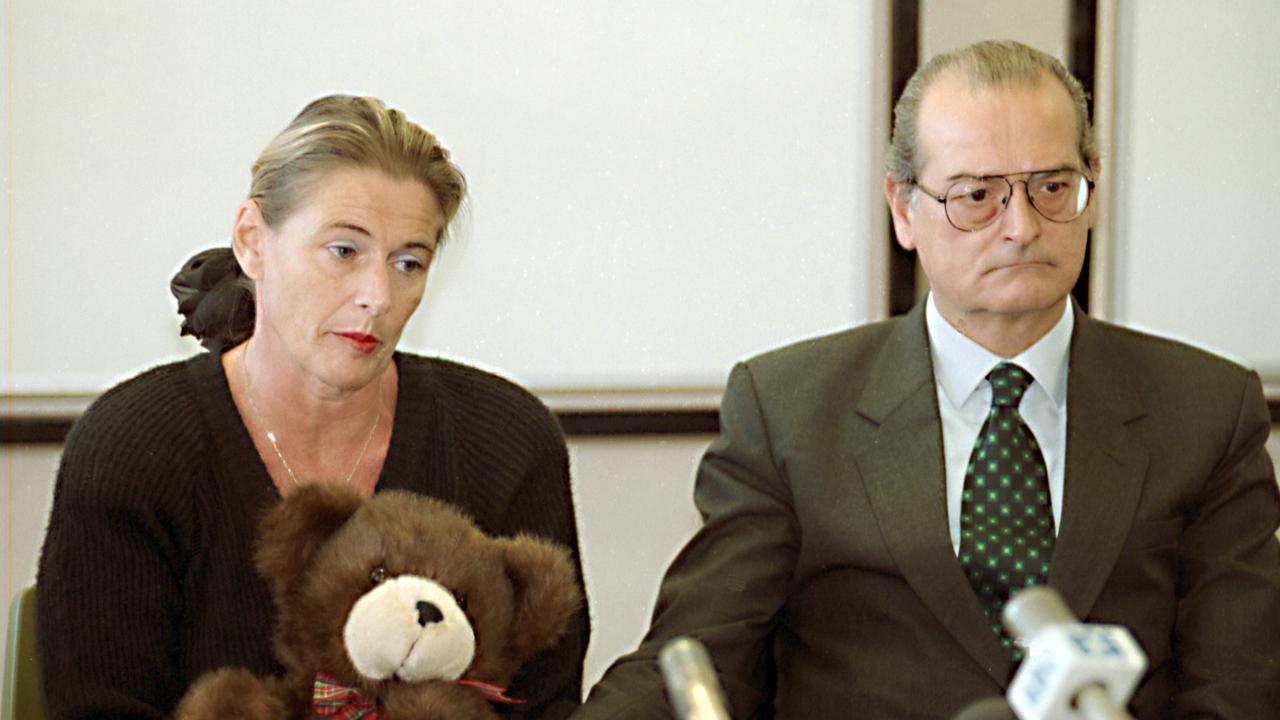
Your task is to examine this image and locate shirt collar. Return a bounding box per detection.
[925,293,1073,410]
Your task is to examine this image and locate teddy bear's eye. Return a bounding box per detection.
[455,594,468,613]
[369,566,389,586]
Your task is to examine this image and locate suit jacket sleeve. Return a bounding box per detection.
[1171,370,1280,716]
[574,362,799,719]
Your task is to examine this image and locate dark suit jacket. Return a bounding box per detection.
[576,304,1280,719]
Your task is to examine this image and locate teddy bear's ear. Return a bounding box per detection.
[255,485,363,599]
[500,535,583,664]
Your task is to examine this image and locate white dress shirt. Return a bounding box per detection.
[924,293,1073,555]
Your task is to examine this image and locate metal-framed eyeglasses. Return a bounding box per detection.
[913,168,1096,232]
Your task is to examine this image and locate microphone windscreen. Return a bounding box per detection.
[952,697,1017,720]
[1003,585,1075,640]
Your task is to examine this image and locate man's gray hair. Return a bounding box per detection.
[886,40,1096,183]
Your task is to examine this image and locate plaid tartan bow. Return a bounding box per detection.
[312,672,385,720]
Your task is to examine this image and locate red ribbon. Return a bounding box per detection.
[450,679,527,705]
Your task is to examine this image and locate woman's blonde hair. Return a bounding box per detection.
[249,94,467,244]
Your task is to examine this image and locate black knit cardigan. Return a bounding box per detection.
[36,351,590,719]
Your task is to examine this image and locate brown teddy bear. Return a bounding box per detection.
[174,485,583,719]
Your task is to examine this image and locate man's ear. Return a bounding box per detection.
[1086,156,1103,229]
[232,200,267,281]
[884,175,918,251]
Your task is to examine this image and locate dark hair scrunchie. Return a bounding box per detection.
[170,247,256,352]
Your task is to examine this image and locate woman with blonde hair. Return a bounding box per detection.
[36,95,589,719]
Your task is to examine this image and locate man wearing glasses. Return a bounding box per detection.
[575,41,1279,718]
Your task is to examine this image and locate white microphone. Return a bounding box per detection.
[1002,586,1146,720]
[659,637,732,720]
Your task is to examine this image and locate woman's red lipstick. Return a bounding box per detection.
[336,332,380,354]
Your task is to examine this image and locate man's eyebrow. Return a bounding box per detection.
[943,165,1080,182]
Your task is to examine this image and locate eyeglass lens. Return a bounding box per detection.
[945,170,1090,230]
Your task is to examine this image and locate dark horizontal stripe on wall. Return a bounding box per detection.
[1068,0,1097,314]
[7,403,1280,442]
[2,418,77,444]
[557,410,720,436]
[887,0,920,317]
[2,410,723,445]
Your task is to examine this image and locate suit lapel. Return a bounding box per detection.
[1048,311,1150,618]
[851,305,1013,685]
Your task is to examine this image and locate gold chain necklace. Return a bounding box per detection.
[241,355,383,488]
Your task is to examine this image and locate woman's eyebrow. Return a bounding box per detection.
[324,220,373,236]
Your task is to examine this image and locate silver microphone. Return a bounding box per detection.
[659,637,732,720]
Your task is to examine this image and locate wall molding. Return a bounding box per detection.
[1,410,723,444]
[6,398,1278,445]
[2,389,724,443]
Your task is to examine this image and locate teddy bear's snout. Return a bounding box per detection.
[416,601,444,626]
[343,574,477,683]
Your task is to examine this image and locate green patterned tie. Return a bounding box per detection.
[958,362,1054,660]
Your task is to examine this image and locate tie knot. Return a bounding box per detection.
[987,362,1033,407]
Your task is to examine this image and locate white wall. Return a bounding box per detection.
[1110,1,1280,376]
[569,435,709,690]
[0,1,878,397]
[920,0,1070,60]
